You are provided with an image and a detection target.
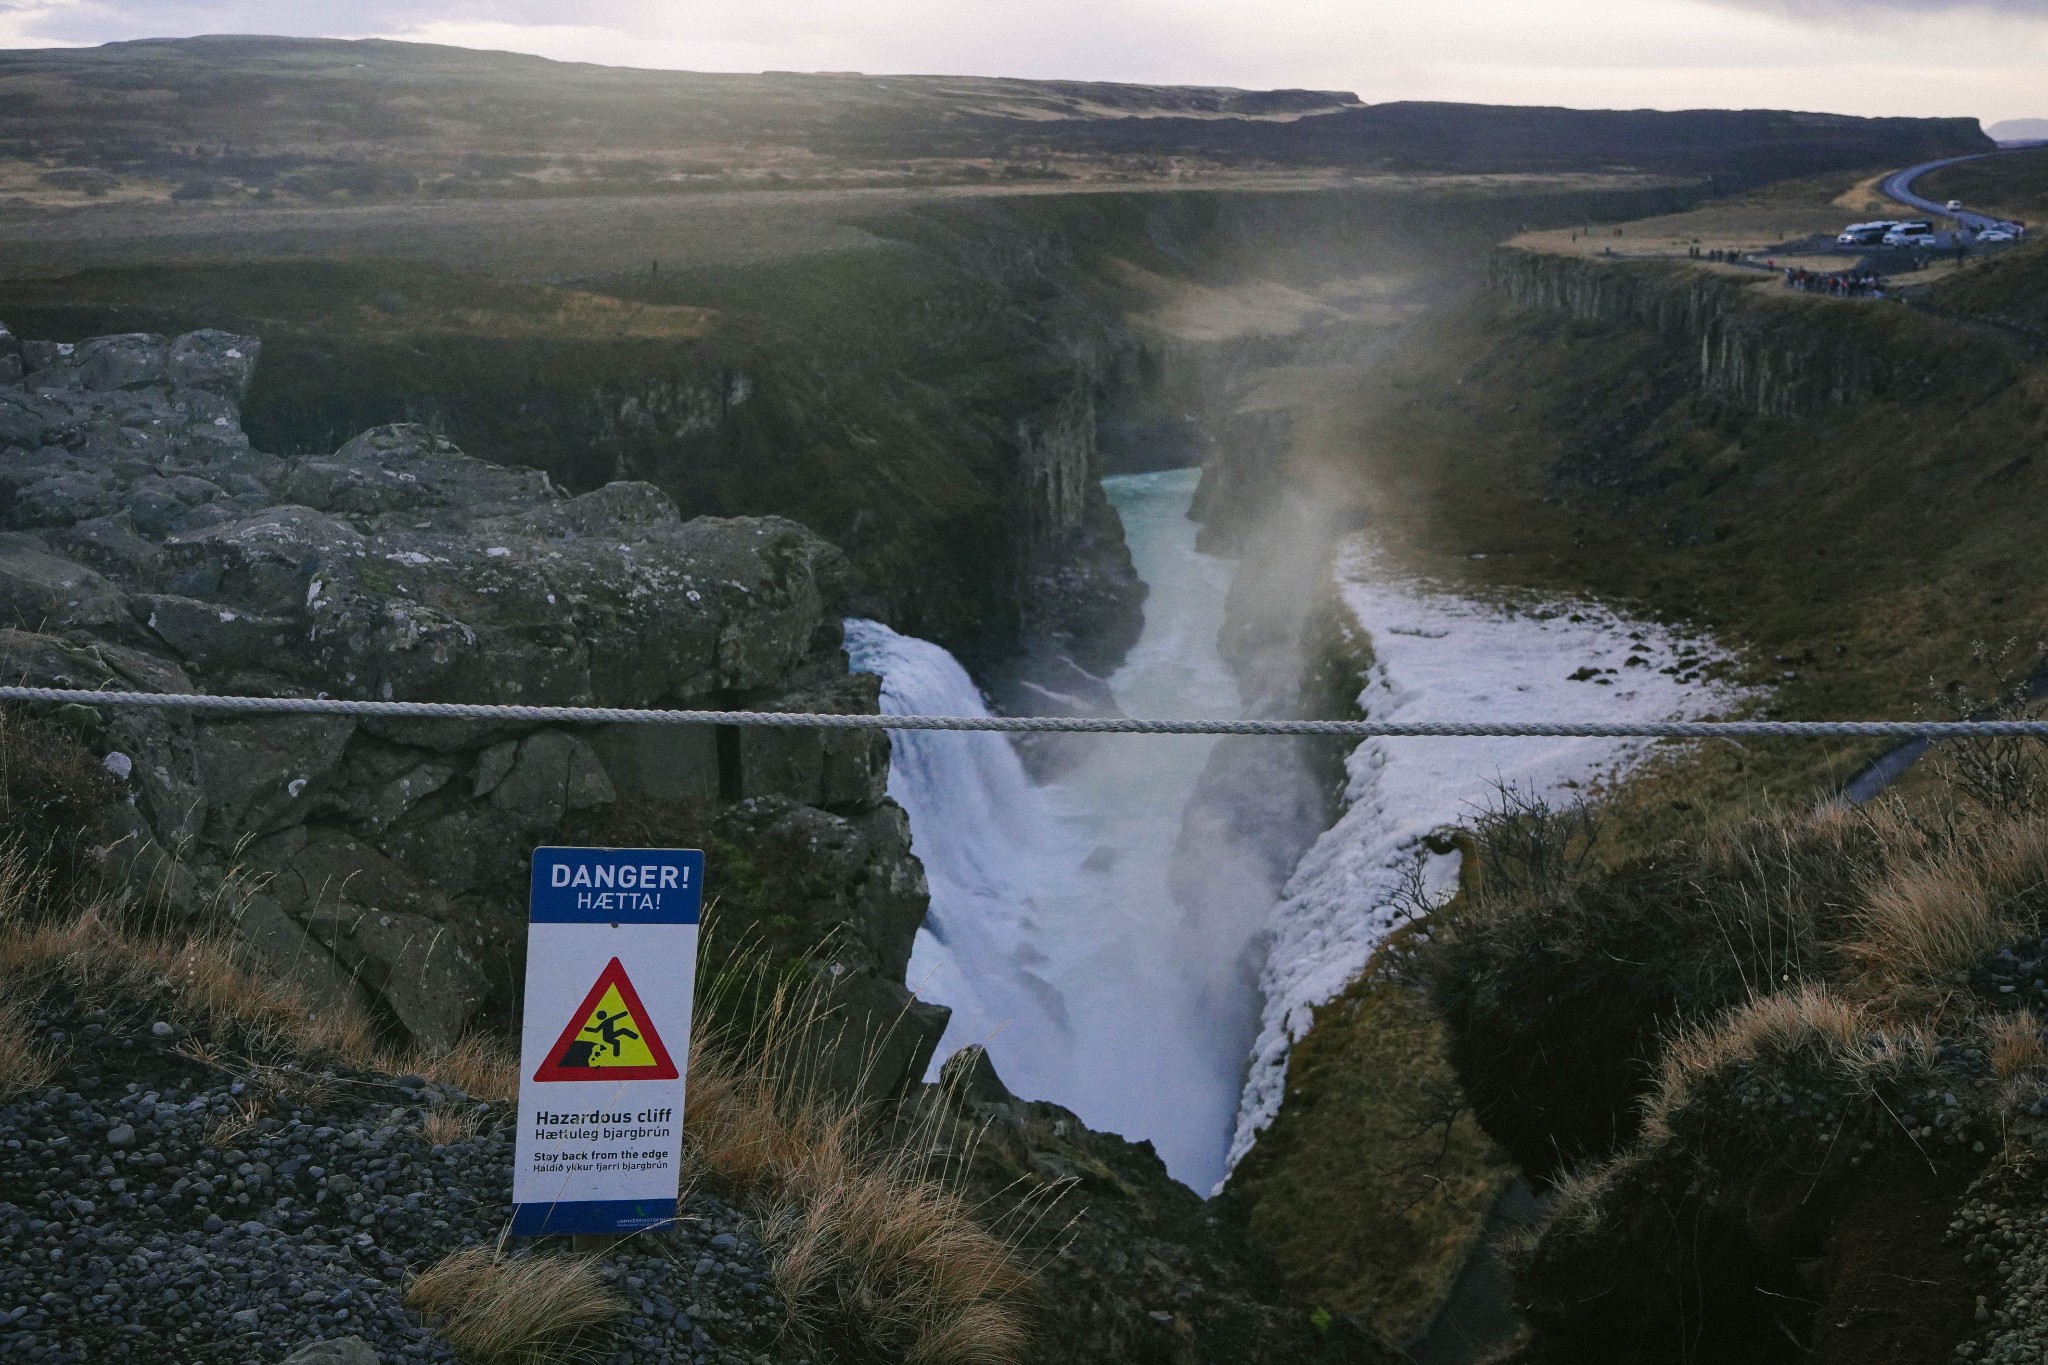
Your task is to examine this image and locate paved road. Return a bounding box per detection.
[1881,152,2026,233]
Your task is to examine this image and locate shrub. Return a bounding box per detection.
[1423,793,1896,1176]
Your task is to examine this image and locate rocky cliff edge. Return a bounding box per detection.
[0,320,943,1095]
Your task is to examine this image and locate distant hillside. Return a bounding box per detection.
[0,35,1993,205]
[1989,118,2048,144]
[943,100,1995,183]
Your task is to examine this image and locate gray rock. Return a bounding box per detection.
[587,723,720,807]
[2,322,939,1065]
[230,894,374,1026]
[715,796,929,980]
[470,738,519,799]
[0,390,42,446]
[20,337,80,381]
[256,827,490,1047]
[144,593,298,674]
[807,967,950,1106]
[125,478,192,536]
[0,624,126,691]
[93,801,203,917]
[193,714,357,845]
[349,756,457,832]
[45,512,163,584]
[10,468,124,527]
[333,908,487,1050]
[0,533,131,633]
[105,1123,136,1148]
[277,1336,380,1365]
[167,329,260,400]
[0,319,19,386]
[76,333,169,392]
[487,730,614,828]
[164,504,367,614]
[940,1044,1018,1112]
[734,672,889,811]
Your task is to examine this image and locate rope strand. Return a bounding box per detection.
[4,685,2043,740]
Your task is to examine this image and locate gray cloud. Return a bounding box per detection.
[1699,0,2048,18]
[17,1,594,44]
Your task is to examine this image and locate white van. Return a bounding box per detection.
[1882,221,1936,247]
[1836,221,1899,245]
[1946,199,1965,212]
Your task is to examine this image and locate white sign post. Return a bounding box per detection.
[510,846,703,1237]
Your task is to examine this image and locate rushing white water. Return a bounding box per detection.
[1222,537,1748,1174]
[851,472,1745,1194]
[847,468,1253,1191]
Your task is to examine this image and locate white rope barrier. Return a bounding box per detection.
[4,685,2044,740]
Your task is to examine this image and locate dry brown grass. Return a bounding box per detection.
[405,1033,518,1107]
[684,991,1033,1364]
[1989,1011,2048,1080]
[1647,986,1869,1139]
[0,986,59,1100]
[422,1104,488,1147]
[203,1093,269,1149]
[405,1244,626,1365]
[0,894,511,1102]
[1844,815,2048,1010]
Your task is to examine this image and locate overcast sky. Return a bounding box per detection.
[2,0,2043,126]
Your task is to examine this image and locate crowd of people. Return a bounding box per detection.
[1781,266,1885,298]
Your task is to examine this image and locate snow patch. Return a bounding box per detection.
[1223,538,1750,1179]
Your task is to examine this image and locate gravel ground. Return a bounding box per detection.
[1951,1155,2048,1364]
[0,992,818,1364]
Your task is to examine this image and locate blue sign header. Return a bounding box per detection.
[528,847,704,924]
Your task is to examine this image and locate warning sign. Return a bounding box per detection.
[510,846,703,1238]
[534,958,679,1081]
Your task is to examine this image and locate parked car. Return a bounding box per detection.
[1977,228,2020,243]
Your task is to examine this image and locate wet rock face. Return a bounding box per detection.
[0,322,940,1084]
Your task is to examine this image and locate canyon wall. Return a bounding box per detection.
[1488,247,2024,420]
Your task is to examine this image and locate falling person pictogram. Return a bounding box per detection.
[534,957,680,1081]
[585,1008,639,1058]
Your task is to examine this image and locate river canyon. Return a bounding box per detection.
[847,270,1749,1192]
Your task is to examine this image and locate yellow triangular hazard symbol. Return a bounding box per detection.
[573,983,657,1068]
[534,957,680,1081]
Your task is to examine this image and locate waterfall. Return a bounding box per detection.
[846,468,1257,1192]
[840,618,1083,1108]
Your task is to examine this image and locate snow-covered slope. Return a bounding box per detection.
[1225,538,1749,1177]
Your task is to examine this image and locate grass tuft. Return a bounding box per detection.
[1845,813,2048,1010]
[1647,985,1866,1139]
[684,985,1034,1364]
[405,1244,626,1365]
[0,986,59,1101]
[1989,1010,2048,1081]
